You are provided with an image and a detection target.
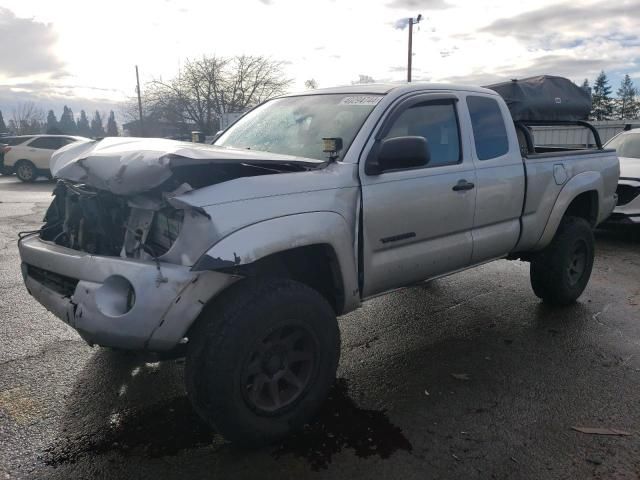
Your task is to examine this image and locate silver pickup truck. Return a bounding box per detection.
[18,82,619,445]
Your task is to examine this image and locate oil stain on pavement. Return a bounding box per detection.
[274,378,412,470]
[42,378,411,470]
[43,396,213,465]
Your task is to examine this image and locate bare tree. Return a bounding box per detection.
[141,55,291,135]
[304,79,318,89]
[11,102,44,135]
[352,74,375,85]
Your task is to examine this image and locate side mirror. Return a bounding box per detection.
[211,130,224,144]
[367,136,431,175]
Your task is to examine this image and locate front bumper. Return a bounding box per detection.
[19,235,237,351]
[0,156,13,174]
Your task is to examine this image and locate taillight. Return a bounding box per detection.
[1,146,10,153]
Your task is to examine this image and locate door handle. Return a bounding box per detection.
[452,179,475,191]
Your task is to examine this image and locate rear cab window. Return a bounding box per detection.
[466,96,509,160]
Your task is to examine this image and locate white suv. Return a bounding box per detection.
[2,135,90,182]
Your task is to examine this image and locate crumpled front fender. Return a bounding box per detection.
[192,211,361,312]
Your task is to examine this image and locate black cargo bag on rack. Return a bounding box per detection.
[484,75,592,122]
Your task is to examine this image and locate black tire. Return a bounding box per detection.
[185,278,340,446]
[530,216,595,306]
[15,160,37,182]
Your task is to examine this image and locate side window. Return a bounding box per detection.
[29,137,66,150]
[29,137,58,149]
[384,101,461,168]
[466,96,509,160]
[5,137,34,146]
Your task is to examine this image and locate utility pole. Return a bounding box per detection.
[135,65,144,137]
[407,14,422,82]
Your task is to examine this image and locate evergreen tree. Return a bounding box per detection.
[91,111,105,138]
[29,118,43,134]
[615,74,639,120]
[0,110,7,133]
[59,106,77,134]
[45,110,61,134]
[106,111,118,136]
[77,110,92,137]
[591,71,614,121]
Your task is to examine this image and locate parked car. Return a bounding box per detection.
[18,80,618,446]
[604,129,640,224]
[2,135,90,182]
[0,142,9,175]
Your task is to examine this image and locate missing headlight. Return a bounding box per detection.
[144,208,185,257]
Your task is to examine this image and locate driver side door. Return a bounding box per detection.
[360,94,477,297]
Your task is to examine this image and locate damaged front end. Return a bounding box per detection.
[19,179,233,351]
[18,137,324,351]
[40,180,198,264]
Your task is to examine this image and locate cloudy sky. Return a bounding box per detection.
[1,0,639,118]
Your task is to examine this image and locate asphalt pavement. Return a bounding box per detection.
[0,175,639,480]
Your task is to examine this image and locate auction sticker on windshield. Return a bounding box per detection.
[339,95,382,106]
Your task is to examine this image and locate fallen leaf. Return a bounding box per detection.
[451,373,470,381]
[571,426,631,436]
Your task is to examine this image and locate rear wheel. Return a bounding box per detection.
[185,278,340,446]
[530,216,595,305]
[15,160,37,182]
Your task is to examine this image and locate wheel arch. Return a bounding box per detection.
[192,212,361,314]
[535,171,602,250]
[14,158,34,167]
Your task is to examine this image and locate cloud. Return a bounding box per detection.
[444,54,629,86]
[0,8,65,77]
[481,1,640,49]
[393,18,411,30]
[0,84,123,123]
[393,15,427,30]
[387,0,450,10]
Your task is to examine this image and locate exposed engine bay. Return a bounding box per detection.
[36,137,327,265]
[40,180,187,261]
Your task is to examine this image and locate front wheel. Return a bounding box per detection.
[185,278,340,446]
[15,160,37,182]
[530,216,595,306]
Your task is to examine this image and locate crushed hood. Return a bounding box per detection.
[50,137,325,195]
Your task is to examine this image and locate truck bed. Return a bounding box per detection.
[515,147,619,253]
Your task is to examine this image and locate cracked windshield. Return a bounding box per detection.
[216,94,382,160]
